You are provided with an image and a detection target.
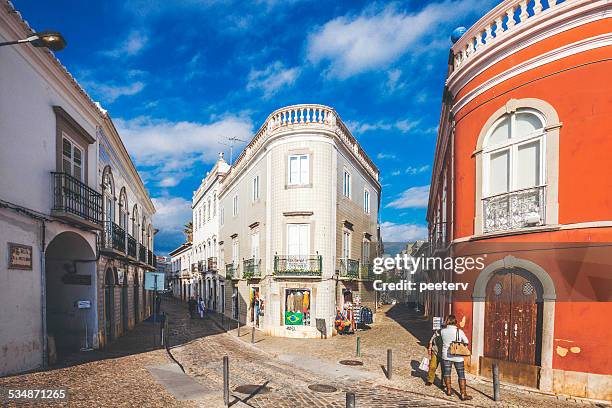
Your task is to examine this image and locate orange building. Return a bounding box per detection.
[427,0,611,401]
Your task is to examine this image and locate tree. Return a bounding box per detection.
[184,221,193,243]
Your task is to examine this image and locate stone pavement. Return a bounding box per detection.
[211,303,602,408]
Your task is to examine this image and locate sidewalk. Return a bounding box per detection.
[208,304,600,408]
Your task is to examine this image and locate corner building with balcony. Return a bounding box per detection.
[219,105,381,338]
[0,2,156,375]
[427,0,611,400]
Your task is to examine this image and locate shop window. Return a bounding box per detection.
[285,288,310,326]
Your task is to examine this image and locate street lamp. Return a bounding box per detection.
[0,31,66,51]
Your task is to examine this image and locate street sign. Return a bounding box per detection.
[76,300,91,309]
[433,317,442,330]
[144,272,166,291]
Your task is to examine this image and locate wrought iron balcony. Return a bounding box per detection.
[127,234,137,258]
[147,250,154,267]
[360,263,374,280]
[138,243,146,263]
[226,263,238,280]
[102,221,125,253]
[243,258,261,279]
[197,260,205,272]
[429,222,447,251]
[273,254,322,277]
[208,257,218,272]
[338,258,359,279]
[483,186,545,233]
[51,172,103,228]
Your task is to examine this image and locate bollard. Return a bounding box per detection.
[251,326,255,344]
[386,349,392,380]
[223,355,230,406]
[356,337,361,357]
[493,363,500,401]
[237,320,241,337]
[345,392,356,408]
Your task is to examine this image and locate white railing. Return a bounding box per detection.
[222,104,379,191]
[451,0,566,71]
[483,185,546,233]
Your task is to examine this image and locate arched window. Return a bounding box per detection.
[477,99,560,234]
[142,215,147,247]
[147,224,153,250]
[102,166,115,224]
[132,205,139,240]
[119,187,128,231]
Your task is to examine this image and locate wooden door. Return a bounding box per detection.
[484,269,539,365]
[484,271,512,360]
[509,272,539,365]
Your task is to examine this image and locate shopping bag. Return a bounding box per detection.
[419,356,430,371]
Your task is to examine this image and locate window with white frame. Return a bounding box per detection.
[362,240,371,264]
[207,198,211,220]
[232,194,238,216]
[363,189,370,214]
[213,193,217,216]
[482,108,546,231]
[251,232,259,260]
[62,135,84,181]
[252,175,260,201]
[342,231,351,259]
[343,170,351,198]
[220,206,224,225]
[288,154,309,185]
[287,224,309,256]
[232,237,239,265]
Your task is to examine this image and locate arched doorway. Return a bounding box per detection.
[121,271,129,333]
[45,231,96,360]
[104,268,115,343]
[484,268,543,366]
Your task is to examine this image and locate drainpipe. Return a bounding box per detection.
[40,220,47,368]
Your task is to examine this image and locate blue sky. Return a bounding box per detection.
[15,0,497,254]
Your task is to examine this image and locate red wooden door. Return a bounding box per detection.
[484,271,512,360]
[484,269,539,365]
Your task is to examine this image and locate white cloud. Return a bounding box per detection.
[86,81,145,103]
[246,61,300,98]
[347,119,421,135]
[377,153,396,160]
[405,165,430,175]
[115,114,253,186]
[391,170,401,176]
[380,221,428,242]
[151,196,192,233]
[386,185,430,209]
[307,0,482,78]
[102,30,149,58]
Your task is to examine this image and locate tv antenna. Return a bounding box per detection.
[219,136,246,165]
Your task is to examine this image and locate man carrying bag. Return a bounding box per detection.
[425,328,443,386]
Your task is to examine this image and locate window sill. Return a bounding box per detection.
[469,224,560,241]
[285,183,313,189]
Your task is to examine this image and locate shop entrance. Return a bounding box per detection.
[45,231,96,360]
[250,287,262,327]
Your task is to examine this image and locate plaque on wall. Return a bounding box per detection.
[62,273,92,285]
[8,243,32,270]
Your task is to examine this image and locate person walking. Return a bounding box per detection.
[426,328,443,386]
[440,315,473,400]
[187,296,197,319]
[198,296,206,319]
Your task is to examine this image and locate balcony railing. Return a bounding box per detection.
[338,258,359,279]
[147,250,154,267]
[430,222,447,251]
[274,254,322,277]
[197,261,205,272]
[208,257,218,272]
[360,263,374,280]
[226,263,238,279]
[138,243,146,263]
[127,234,137,258]
[102,221,125,253]
[243,258,261,279]
[51,172,103,226]
[483,186,545,233]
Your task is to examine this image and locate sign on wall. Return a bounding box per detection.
[433,317,442,330]
[144,272,166,291]
[8,243,32,270]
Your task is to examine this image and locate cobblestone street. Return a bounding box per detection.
[0,299,600,407]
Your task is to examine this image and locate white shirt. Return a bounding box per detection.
[440,325,469,362]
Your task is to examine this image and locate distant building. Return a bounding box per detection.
[169,243,192,300]
[218,104,381,338]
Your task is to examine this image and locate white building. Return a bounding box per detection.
[218,104,381,338]
[0,2,155,375]
[169,242,192,300]
[191,153,229,312]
